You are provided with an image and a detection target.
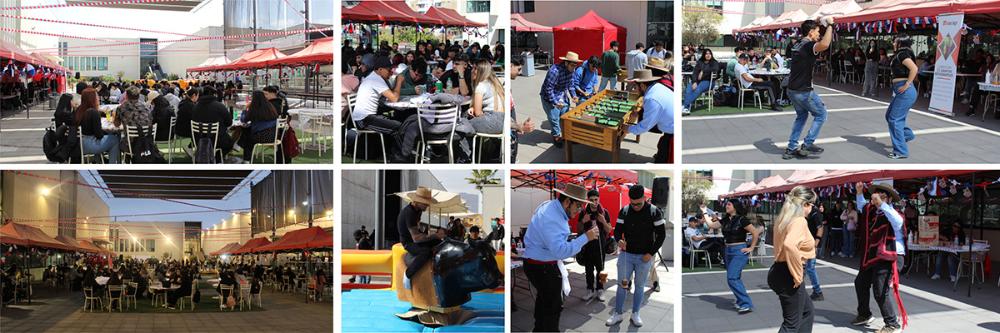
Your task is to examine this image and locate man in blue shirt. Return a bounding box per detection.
[539,52,583,147]
[572,56,601,101]
[626,62,674,163]
[522,183,599,332]
[851,182,906,333]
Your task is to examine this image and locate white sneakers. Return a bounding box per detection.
[631,312,644,327]
[605,312,642,327]
[931,274,941,280]
[605,312,623,326]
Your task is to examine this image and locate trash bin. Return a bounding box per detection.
[521,52,535,77]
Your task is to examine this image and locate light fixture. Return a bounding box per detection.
[302,200,309,206]
[39,187,51,196]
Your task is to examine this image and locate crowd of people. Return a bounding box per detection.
[530,40,675,163]
[341,38,505,163]
[518,183,667,330]
[46,78,296,164]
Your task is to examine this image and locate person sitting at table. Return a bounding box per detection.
[190,86,234,160]
[735,53,783,111]
[150,92,175,141]
[74,88,121,163]
[572,56,601,101]
[682,49,721,114]
[53,93,77,128]
[686,216,723,265]
[931,221,966,282]
[175,87,197,140]
[166,270,192,309]
[352,56,406,161]
[239,91,284,163]
[444,54,473,96]
[115,87,153,129]
[469,58,505,137]
[393,58,429,96]
[263,85,289,117]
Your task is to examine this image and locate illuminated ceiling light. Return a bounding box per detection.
[302,201,309,206]
[39,187,51,196]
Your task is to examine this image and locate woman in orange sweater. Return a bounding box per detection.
[768,186,818,333]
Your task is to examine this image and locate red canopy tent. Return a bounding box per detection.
[218,48,288,71]
[77,240,107,254]
[0,223,76,251]
[425,6,485,27]
[511,169,638,190]
[512,13,552,32]
[340,0,441,25]
[266,37,333,67]
[54,235,87,253]
[210,242,242,256]
[722,170,978,198]
[553,10,627,66]
[230,237,271,255]
[837,0,961,24]
[252,227,332,253]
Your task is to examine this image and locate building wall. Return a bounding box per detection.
[340,170,444,248]
[202,212,251,255]
[480,183,504,235]
[58,37,142,80]
[110,221,186,261]
[517,1,652,55]
[0,170,109,243]
[0,0,19,47]
[157,26,225,79]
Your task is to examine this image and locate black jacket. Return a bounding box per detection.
[191,95,231,127]
[692,60,721,83]
[151,97,174,141]
[615,203,667,256]
[175,98,195,137]
[75,108,105,140]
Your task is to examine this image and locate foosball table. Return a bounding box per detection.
[560,89,642,163]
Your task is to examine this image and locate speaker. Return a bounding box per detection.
[651,177,670,207]
[74,72,80,80]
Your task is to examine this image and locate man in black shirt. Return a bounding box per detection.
[396,187,445,289]
[190,86,234,158]
[606,185,666,328]
[806,203,825,301]
[577,189,611,302]
[784,18,834,160]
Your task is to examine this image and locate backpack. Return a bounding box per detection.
[282,127,301,159]
[193,289,201,303]
[43,124,78,163]
[716,85,740,107]
[128,129,166,164]
[194,137,216,164]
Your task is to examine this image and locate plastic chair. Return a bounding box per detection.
[155,116,176,163]
[178,281,197,311]
[124,282,138,309]
[249,281,263,308]
[190,120,223,164]
[693,73,717,112]
[415,104,460,164]
[345,94,387,163]
[953,243,988,290]
[250,117,288,164]
[83,287,103,312]
[471,132,503,163]
[123,124,157,164]
[76,127,105,164]
[106,285,124,312]
[219,284,234,311]
[738,84,762,110]
[238,281,252,310]
[686,233,712,269]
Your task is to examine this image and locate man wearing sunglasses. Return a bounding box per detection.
[607,185,667,328]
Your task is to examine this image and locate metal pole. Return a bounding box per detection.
[271,172,277,240]
[308,171,314,228]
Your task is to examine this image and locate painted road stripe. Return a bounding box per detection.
[0,155,48,163]
[0,128,46,132]
[683,283,855,297]
[685,106,884,121]
[683,126,974,155]
[817,93,853,97]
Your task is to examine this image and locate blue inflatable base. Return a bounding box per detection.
[341,289,505,333]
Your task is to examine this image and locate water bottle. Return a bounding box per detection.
[435,80,444,93]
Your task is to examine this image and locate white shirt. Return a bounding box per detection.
[685,227,704,248]
[626,49,648,78]
[352,71,390,122]
[773,54,785,69]
[735,62,754,89]
[647,48,667,60]
[475,81,495,113]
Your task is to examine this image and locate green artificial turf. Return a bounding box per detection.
[154,137,333,164]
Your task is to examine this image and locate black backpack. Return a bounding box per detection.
[194,137,216,164]
[128,127,166,164]
[42,124,78,163]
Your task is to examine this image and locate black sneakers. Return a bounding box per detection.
[851,315,874,326]
[810,292,824,301]
[801,144,824,154]
[782,148,809,160]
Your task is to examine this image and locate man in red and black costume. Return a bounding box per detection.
[851,182,907,333]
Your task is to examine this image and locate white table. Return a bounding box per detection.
[750,69,790,76]
[99,104,119,113]
[908,242,989,254]
[978,82,1000,92]
[384,94,471,110]
[95,276,110,286]
[100,118,122,133]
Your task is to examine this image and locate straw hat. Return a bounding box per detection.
[869,184,901,202]
[628,69,661,83]
[553,183,589,203]
[646,57,671,74]
[407,187,440,206]
[559,51,583,63]
[146,90,160,102]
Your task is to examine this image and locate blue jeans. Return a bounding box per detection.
[725,244,753,309]
[787,90,828,150]
[82,134,121,164]
[935,252,958,277]
[683,80,712,109]
[842,228,854,257]
[599,76,617,91]
[541,97,569,137]
[614,251,652,314]
[804,258,822,294]
[887,81,917,156]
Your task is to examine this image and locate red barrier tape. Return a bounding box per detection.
[1,0,182,11]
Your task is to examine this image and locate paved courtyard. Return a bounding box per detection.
[682,80,1000,163]
[682,246,1000,333]
[1,283,333,333]
[512,255,675,332]
[512,72,663,163]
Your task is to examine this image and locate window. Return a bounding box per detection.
[512,0,534,13]
[147,239,155,253]
[98,57,108,71]
[467,0,489,13]
[646,0,674,49]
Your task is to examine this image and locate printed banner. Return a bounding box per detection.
[917,215,939,245]
[928,13,964,116]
